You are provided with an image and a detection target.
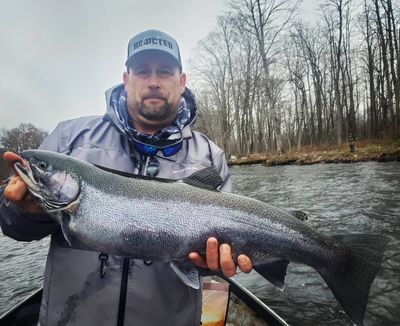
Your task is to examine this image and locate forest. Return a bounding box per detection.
[189,0,400,159]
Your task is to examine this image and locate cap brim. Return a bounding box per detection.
[125,49,182,71]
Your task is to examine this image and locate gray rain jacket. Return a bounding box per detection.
[0,84,231,326]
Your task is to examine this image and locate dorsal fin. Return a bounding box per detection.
[183,167,223,190]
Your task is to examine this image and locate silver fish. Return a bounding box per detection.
[14,149,387,326]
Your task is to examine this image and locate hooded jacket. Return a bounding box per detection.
[0,85,231,326]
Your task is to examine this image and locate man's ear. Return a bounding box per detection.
[123,71,129,89]
[180,73,187,94]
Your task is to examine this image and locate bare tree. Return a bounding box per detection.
[0,123,48,154]
[232,0,301,153]
[190,0,399,158]
[0,148,10,182]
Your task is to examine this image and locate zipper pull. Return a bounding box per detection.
[98,252,109,278]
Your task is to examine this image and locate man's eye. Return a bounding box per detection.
[135,69,150,76]
[159,69,173,77]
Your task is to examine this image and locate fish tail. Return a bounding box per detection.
[318,234,388,326]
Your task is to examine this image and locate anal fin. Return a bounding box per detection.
[253,259,290,289]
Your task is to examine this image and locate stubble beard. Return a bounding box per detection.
[128,98,178,122]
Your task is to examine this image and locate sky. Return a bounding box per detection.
[0,0,317,133]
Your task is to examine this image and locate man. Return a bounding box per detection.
[0,29,252,325]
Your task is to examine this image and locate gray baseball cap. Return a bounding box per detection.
[125,29,182,71]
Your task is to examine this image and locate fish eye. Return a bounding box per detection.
[37,161,47,169]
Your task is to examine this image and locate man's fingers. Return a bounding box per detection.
[188,238,253,277]
[206,237,219,271]
[3,175,44,214]
[237,254,253,273]
[4,176,28,202]
[188,252,207,268]
[219,244,236,277]
[3,152,24,173]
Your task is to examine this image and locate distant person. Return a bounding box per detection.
[0,29,252,325]
[347,133,356,153]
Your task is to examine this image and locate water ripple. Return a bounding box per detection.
[231,162,400,325]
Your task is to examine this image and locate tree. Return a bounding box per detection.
[0,148,10,182]
[191,0,399,157]
[0,123,48,154]
[232,0,301,153]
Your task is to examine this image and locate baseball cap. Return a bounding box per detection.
[125,29,182,71]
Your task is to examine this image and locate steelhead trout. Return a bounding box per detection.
[13,149,387,326]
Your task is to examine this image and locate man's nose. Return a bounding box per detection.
[148,71,161,88]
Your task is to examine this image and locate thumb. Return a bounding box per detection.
[3,151,25,174]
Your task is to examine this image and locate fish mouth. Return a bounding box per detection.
[13,159,80,212]
[14,161,41,193]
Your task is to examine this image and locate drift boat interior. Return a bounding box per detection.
[0,277,288,326]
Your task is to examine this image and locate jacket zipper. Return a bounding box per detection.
[117,258,130,326]
[116,154,150,326]
[98,251,128,325]
[98,252,109,278]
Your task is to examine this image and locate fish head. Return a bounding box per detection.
[14,150,80,212]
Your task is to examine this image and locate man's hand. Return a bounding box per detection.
[2,152,44,214]
[188,237,253,277]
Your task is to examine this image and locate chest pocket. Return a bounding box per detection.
[159,136,214,180]
[169,160,212,180]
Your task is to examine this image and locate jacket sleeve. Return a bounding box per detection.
[212,149,232,193]
[0,124,64,241]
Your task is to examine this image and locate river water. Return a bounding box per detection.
[0,162,399,325]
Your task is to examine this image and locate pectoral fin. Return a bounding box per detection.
[52,211,73,246]
[170,262,200,289]
[254,259,290,289]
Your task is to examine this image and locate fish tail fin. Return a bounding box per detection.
[318,234,388,326]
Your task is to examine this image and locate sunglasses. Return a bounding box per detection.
[132,129,183,158]
[133,140,182,157]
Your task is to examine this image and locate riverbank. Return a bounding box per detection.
[229,140,400,166]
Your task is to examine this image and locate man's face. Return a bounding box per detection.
[123,51,186,133]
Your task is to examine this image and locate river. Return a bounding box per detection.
[0,162,399,325]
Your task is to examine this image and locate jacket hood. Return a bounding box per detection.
[103,84,197,139]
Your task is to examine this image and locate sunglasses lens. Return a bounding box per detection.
[134,142,158,157]
[161,142,182,157]
[134,139,182,157]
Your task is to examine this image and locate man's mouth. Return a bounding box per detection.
[144,97,165,101]
[143,97,166,106]
[143,91,166,101]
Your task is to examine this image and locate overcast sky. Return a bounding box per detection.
[0,0,317,133]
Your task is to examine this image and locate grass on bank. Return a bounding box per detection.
[229,139,400,166]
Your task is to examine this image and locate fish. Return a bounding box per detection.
[13,149,387,326]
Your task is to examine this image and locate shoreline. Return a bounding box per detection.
[229,142,400,166]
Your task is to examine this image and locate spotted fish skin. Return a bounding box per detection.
[15,149,388,326]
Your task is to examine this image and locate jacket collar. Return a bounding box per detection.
[104,84,197,140]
